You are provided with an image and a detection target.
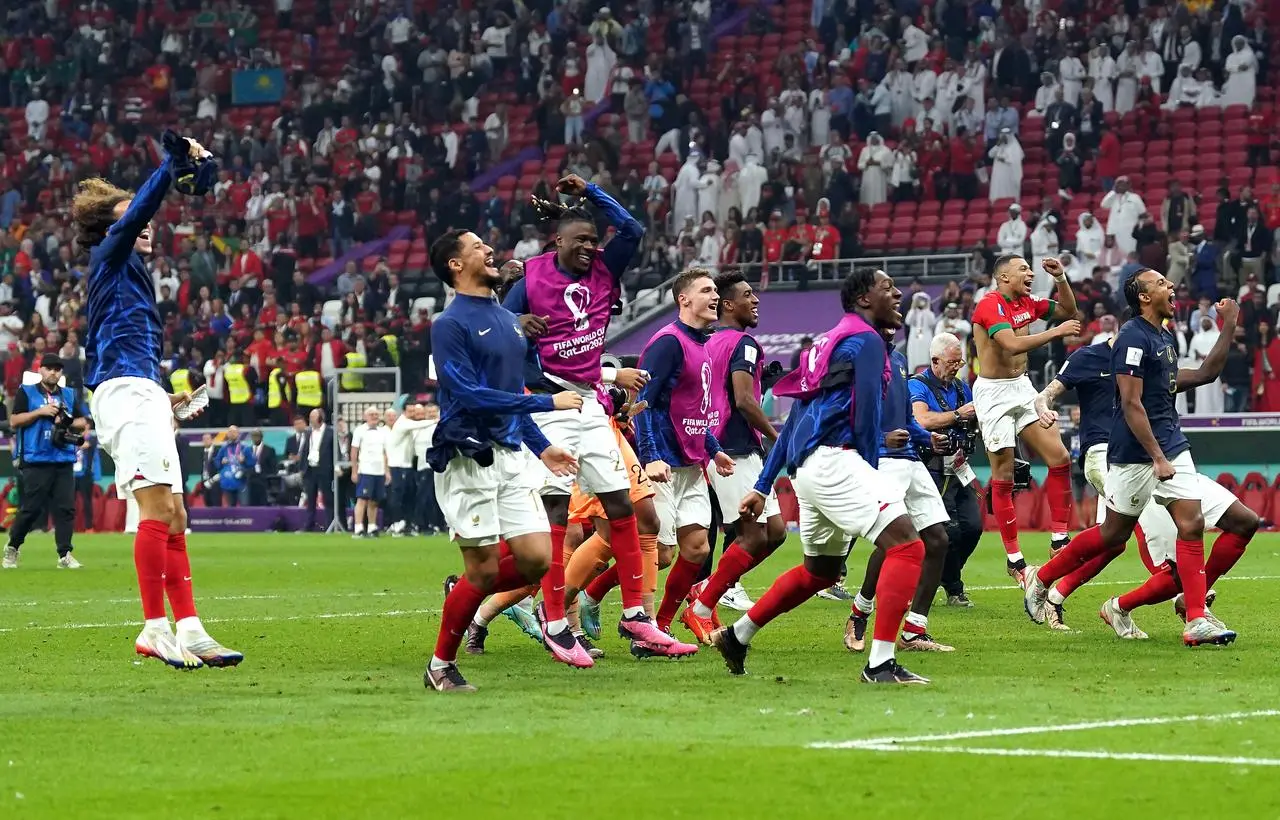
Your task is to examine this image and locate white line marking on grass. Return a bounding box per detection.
[964,574,1280,593]
[0,590,420,609]
[849,744,1280,767]
[809,709,1280,750]
[0,608,439,634]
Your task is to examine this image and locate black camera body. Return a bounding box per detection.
[50,406,85,449]
[760,361,785,392]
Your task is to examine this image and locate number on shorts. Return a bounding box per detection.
[611,449,624,473]
[631,462,647,486]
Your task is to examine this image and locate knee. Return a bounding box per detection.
[923,527,948,560]
[1228,507,1260,539]
[636,504,661,536]
[170,505,188,535]
[465,564,501,593]
[657,544,675,570]
[802,554,843,581]
[599,492,634,522]
[1175,514,1206,541]
[680,538,710,564]
[515,550,549,582]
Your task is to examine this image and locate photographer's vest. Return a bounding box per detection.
[224,363,251,405]
[341,351,365,390]
[381,334,399,365]
[267,367,287,409]
[295,370,323,409]
[910,371,966,475]
[17,384,77,465]
[170,368,193,396]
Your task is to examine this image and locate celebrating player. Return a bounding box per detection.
[970,255,1081,586]
[502,175,689,660]
[680,272,786,642]
[75,136,241,669]
[712,270,929,685]
[1025,272,1253,646]
[635,268,735,644]
[424,229,583,691]
[844,326,954,653]
[1031,335,1252,632]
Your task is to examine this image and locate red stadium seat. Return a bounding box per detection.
[1015,481,1042,531]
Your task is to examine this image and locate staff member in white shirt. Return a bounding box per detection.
[385,405,430,536]
[350,406,389,538]
[411,402,444,534]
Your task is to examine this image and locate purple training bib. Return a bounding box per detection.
[643,323,728,465]
[524,251,621,385]
[706,327,762,444]
[773,313,890,400]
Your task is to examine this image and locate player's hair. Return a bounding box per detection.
[429,229,469,287]
[840,268,878,312]
[713,271,748,316]
[993,254,1024,279]
[72,178,134,248]
[1123,268,1157,314]
[531,194,593,229]
[671,266,714,305]
[930,332,963,359]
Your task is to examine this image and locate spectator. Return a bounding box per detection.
[997,204,1028,256]
[1223,36,1258,108]
[857,133,891,206]
[988,130,1023,202]
[1101,177,1147,255]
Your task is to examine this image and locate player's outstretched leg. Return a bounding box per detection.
[131,487,201,670]
[169,527,243,668]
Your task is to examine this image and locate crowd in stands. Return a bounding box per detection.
[0,0,1278,423]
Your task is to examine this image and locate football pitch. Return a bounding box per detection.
[3,531,1280,818]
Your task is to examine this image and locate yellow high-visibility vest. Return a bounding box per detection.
[295,370,323,408]
[381,334,399,365]
[341,351,366,390]
[171,368,193,395]
[267,367,286,408]
[224,363,250,405]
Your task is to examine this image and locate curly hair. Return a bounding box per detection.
[72,178,134,249]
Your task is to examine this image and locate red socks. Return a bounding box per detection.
[608,514,645,610]
[585,563,619,602]
[1118,565,1181,612]
[1053,545,1125,599]
[696,543,756,610]
[164,531,198,621]
[434,575,487,663]
[872,540,925,643]
[1134,523,1157,574]
[1175,539,1207,620]
[496,553,534,592]
[540,524,567,621]
[135,519,169,620]
[1036,525,1109,586]
[656,555,702,630]
[989,480,1020,558]
[1206,531,1249,587]
[744,564,829,629]
[1045,463,1073,533]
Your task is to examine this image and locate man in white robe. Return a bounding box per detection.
[672,154,702,225]
[988,131,1024,202]
[997,204,1028,255]
[1189,315,1225,415]
[1100,177,1147,255]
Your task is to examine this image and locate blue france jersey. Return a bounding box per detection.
[84,161,172,389]
[1056,341,1114,460]
[879,348,932,461]
[1107,318,1189,465]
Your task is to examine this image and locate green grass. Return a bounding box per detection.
[3,531,1280,819]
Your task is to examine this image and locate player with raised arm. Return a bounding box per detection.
[969,255,1081,587]
[679,272,787,643]
[712,270,930,685]
[423,229,583,690]
[75,135,240,669]
[1029,335,1252,632]
[502,176,689,660]
[843,326,955,653]
[634,268,734,650]
[1025,272,1255,646]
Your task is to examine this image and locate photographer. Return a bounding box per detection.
[3,354,89,570]
[909,333,983,607]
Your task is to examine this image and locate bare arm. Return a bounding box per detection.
[1034,378,1067,418]
[1050,273,1079,320]
[912,399,965,431]
[1117,374,1166,463]
[1177,303,1238,392]
[731,370,778,442]
[989,324,1075,355]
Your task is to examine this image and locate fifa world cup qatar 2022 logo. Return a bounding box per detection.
[699,361,712,414]
[564,282,592,332]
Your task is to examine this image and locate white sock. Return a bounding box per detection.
[621,605,645,618]
[732,616,760,645]
[144,617,171,632]
[429,655,452,671]
[1047,587,1067,606]
[904,612,928,632]
[1007,550,1025,564]
[546,618,569,635]
[692,600,714,618]
[853,592,875,615]
[353,524,364,534]
[1051,531,1068,541]
[868,639,896,668]
[175,616,203,635]
[473,611,493,628]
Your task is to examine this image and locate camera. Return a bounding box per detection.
[50,406,84,449]
[760,360,785,391]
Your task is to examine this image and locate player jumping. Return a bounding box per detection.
[75,136,241,669]
[712,270,930,685]
[1025,272,1253,646]
[423,229,583,691]
[970,255,1081,586]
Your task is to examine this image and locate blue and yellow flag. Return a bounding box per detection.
[231,68,285,105]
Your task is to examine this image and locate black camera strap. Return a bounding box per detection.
[910,370,961,414]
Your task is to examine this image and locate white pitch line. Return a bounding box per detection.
[850,743,1280,767]
[0,608,438,634]
[808,709,1280,750]
[964,573,1280,593]
[0,590,421,609]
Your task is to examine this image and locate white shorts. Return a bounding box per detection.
[1093,445,1236,565]
[878,458,950,530]
[90,377,183,498]
[531,393,631,497]
[653,464,713,546]
[792,447,907,558]
[434,446,549,548]
[972,375,1040,452]
[708,453,781,524]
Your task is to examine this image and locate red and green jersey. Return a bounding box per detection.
[972,291,1055,337]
